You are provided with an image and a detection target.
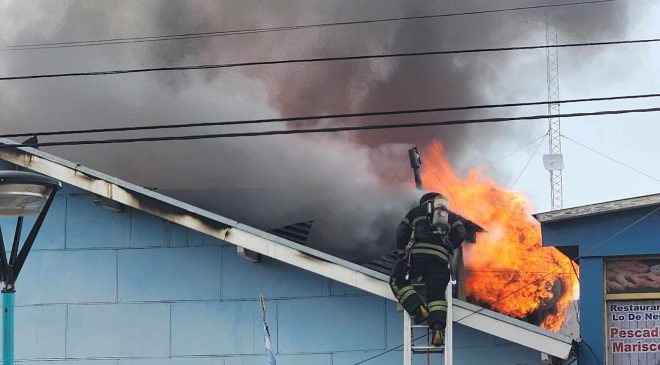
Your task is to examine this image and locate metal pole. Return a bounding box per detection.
[445,275,453,365]
[408,147,423,190]
[3,290,14,365]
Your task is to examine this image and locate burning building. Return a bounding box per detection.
[536,193,660,365]
[419,142,579,332]
[365,141,579,336]
[0,2,646,364]
[0,140,577,364]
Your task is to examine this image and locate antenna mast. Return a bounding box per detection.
[544,15,564,210]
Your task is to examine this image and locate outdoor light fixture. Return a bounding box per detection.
[93,194,125,213]
[0,171,61,364]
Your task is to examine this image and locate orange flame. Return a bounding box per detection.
[420,142,578,331]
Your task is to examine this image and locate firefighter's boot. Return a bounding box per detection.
[413,305,429,324]
[432,329,443,346]
[431,322,444,346]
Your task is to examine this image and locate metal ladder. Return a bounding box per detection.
[402,280,453,365]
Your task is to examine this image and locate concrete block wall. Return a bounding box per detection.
[0,172,544,365]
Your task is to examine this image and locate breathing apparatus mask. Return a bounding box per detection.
[421,193,451,233]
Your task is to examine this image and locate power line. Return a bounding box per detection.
[492,133,548,164]
[390,154,410,181]
[354,202,660,364]
[568,260,581,326]
[355,127,659,365]
[5,0,616,52]
[562,134,660,185]
[2,106,660,149]
[510,135,546,189]
[465,270,574,274]
[582,340,603,365]
[428,167,460,212]
[3,37,658,81]
[5,92,660,139]
[453,204,660,325]
[353,332,430,365]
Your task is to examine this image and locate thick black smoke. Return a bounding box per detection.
[0,0,638,260]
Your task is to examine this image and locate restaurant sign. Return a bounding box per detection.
[606,258,660,364]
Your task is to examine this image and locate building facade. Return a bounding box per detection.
[537,194,660,365]
[0,144,571,364]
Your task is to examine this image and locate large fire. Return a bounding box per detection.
[419,142,579,332]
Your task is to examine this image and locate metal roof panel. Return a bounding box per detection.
[535,193,660,223]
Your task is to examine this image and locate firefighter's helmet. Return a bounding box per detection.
[419,192,445,205]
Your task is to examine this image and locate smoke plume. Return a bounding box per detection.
[0,0,638,260]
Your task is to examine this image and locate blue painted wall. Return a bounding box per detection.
[578,257,605,365]
[0,165,545,364]
[541,206,660,257]
[540,205,660,365]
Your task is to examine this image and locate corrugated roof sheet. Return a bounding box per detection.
[535,193,660,223]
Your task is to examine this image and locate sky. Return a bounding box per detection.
[492,0,660,211]
[0,0,658,261]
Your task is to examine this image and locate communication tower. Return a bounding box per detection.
[543,15,564,211]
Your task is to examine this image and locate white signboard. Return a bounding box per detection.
[607,300,660,364]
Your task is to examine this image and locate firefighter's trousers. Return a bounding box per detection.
[390,253,451,331]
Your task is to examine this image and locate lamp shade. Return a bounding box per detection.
[0,171,61,216]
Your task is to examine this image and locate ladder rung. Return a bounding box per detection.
[412,345,444,354]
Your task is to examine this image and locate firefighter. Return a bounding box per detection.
[389,192,466,346]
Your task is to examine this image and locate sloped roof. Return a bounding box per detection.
[0,139,574,359]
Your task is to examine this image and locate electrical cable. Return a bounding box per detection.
[427,158,658,327]
[510,135,546,189]
[426,327,431,365]
[3,106,660,149]
[4,93,660,139]
[465,270,574,274]
[353,332,430,365]
[4,0,616,51]
[2,37,659,81]
[427,166,461,214]
[562,134,660,185]
[492,133,548,164]
[355,126,651,365]
[411,133,545,212]
[390,154,411,181]
[355,225,603,365]
[581,339,603,365]
[353,134,659,365]
[560,132,658,332]
[569,260,581,326]
[453,204,660,326]
[393,133,548,218]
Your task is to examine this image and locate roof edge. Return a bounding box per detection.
[453,298,573,359]
[0,140,389,282]
[535,192,660,223]
[0,141,572,358]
